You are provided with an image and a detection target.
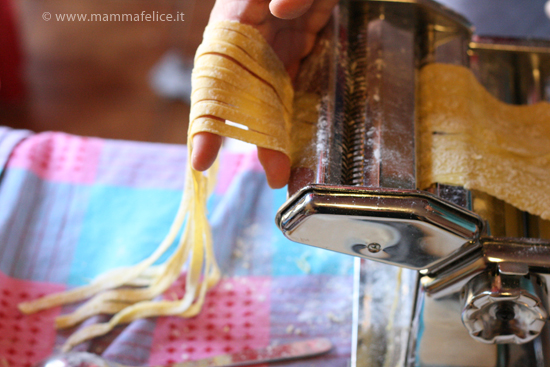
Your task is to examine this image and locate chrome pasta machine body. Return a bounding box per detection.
[275,0,550,366]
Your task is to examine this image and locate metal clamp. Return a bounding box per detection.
[276,184,484,271]
[421,238,550,344]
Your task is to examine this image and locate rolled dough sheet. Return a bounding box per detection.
[190,21,293,158]
[418,63,550,220]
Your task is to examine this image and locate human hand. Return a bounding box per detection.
[191,0,338,188]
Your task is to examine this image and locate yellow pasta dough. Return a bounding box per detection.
[418,63,550,220]
[190,21,294,155]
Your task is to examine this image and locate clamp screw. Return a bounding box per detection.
[367,243,381,253]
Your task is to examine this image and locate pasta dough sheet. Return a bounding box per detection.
[190,21,294,157]
[418,63,550,220]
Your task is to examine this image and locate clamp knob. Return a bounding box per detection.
[461,267,547,344]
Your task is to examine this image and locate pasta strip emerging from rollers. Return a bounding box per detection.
[418,63,550,220]
[18,21,294,351]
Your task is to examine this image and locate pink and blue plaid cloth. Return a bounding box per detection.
[0,126,353,367]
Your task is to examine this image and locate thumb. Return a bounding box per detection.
[269,0,315,19]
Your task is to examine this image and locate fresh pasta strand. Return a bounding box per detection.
[189,21,294,156]
[17,188,191,315]
[18,20,294,352]
[60,164,220,351]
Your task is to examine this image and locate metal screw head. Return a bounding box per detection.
[495,303,516,322]
[367,243,381,253]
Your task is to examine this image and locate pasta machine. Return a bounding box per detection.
[275,0,550,366]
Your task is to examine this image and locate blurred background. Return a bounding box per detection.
[0,0,549,145]
[0,0,215,144]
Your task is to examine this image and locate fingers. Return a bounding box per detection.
[191,132,223,171]
[192,132,290,189]
[257,147,291,188]
[269,0,315,19]
[210,0,270,25]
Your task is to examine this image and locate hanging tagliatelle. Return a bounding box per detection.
[18,21,295,351]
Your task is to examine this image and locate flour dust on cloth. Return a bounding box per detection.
[418,63,550,220]
[18,21,298,351]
